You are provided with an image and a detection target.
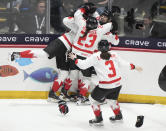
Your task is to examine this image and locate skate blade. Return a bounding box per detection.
[69,98,78,102]
[89,122,104,127]
[76,101,90,106]
[110,119,123,124]
[47,98,60,103]
[59,95,70,102]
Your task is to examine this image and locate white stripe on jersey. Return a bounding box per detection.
[59,31,75,50]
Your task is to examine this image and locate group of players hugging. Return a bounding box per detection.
[10,2,142,126]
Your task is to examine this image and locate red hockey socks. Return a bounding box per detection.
[52,80,63,92]
[64,78,72,90]
[92,105,101,117]
[111,101,120,115]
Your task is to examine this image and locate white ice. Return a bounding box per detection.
[0,99,166,131]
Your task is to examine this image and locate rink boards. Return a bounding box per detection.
[0,46,166,104]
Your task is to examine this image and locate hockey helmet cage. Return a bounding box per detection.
[101,9,113,20]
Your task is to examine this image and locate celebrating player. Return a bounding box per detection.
[66,7,114,104]
[68,40,143,126]
[9,2,98,102]
[62,9,120,104]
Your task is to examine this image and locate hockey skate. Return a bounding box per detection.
[76,95,90,105]
[68,94,79,102]
[89,112,104,126]
[109,110,123,122]
[59,86,71,102]
[59,93,71,102]
[47,90,60,103]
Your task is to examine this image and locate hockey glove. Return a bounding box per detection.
[135,115,144,127]
[81,2,96,15]
[58,100,69,115]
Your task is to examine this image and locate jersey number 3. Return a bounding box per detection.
[78,34,97,48]
[105,60,116,78]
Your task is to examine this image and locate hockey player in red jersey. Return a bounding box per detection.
[68,40,143,126]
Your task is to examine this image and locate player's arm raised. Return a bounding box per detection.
[74,8,86,27]
[63,17,77,33]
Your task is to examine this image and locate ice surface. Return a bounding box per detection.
[0,99,166,131]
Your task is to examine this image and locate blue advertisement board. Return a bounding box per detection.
[0,34,166,52]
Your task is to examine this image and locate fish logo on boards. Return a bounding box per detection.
[0,65,19,77]
[23,67,58,83]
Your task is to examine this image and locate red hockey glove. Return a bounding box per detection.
[58,100,69,115]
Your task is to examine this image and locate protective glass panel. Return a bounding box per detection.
[1,0,166,39]
[0,0,48,34]
[110,0,166,38]
[50,0,109,35]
